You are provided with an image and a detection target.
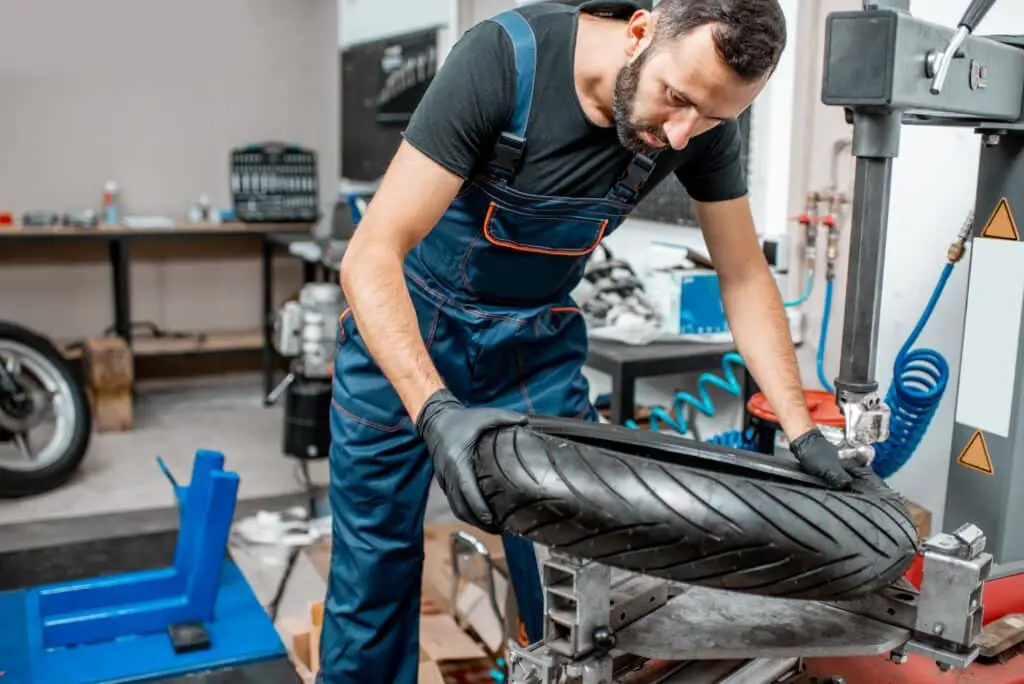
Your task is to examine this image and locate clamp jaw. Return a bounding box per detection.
[507,524,993,683]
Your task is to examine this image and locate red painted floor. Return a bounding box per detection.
[802,569,1024,682]
[805,652,1024,683]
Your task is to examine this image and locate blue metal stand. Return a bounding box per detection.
[0,450,288,683]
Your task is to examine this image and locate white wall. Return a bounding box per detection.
[339,0,449,47]
[0,0,338,343]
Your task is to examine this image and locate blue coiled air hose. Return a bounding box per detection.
[816,262,956,479]
[624,352,756,449]
[615,269,813,447]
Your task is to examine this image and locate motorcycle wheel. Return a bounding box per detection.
[0,322,92,498]
[476,416,919,603]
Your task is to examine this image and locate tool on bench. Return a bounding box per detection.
[231,141,320,223]
[505,0,1024,680]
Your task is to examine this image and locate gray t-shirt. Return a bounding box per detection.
[402,1,748,205]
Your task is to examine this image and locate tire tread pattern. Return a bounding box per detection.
[476,426,919,602]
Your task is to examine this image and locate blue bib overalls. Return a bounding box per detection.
[321,10,656,683]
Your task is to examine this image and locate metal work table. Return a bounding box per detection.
[586,338,752,425]
[258,235,755,423]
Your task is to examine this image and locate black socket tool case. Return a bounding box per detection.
[230,142,319,223]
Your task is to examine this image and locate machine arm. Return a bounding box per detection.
[930,0,998,94]
[820,0,1024,455]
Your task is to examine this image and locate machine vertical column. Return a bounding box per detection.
[830,110,902,454]
[836,153,894,391]
[944,132,1024,573]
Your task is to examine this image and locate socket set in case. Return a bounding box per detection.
[230,142,319,223]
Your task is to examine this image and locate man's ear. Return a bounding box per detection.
[625,9,654,56]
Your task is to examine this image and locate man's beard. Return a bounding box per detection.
[612,50,669,156]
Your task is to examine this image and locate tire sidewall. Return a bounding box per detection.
[0,322,92,497]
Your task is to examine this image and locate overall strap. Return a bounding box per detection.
[486,10,537,182]
[609,152,657,204]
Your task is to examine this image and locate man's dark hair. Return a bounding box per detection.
[651,0,787,81]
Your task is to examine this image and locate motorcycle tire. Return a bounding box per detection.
[0,322,92,498]
[475,417,919,602]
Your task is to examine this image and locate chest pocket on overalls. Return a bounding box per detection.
[460,197,612,303]
[449,9,640,305]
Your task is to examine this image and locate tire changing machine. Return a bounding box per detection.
[0,450,299,683]
[507,1,1024,681]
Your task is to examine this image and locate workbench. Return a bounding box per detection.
[0,221,313,381]
[258,235,756,420]
[586,337,754,426]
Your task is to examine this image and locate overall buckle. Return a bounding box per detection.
[617,154,656,197]
[488,132,527,181]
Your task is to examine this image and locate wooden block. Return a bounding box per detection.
[419,614,488,663]
[904,500,932,540]
[81,336,134,433]
[82,337,134,390]
[978,614,1024,660]
[418,662,446,684]
[292,630,311,670]
[88,386,133,433]
[308,601,323,676]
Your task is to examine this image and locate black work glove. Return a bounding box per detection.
[789,428,853,490]
[415,388,527,533]
[841,460,890,495]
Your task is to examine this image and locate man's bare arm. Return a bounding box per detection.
[339,141,465,422]
[693,196,816,441]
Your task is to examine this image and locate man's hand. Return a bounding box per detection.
[789,428,853,490]
[415,388,527,532]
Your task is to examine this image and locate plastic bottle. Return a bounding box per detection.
[102,181,120,225]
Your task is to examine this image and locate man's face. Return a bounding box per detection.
[613,18,768,155]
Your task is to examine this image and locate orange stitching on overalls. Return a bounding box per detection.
[482,202,608,256]
[331,398,409,433]
[549,306,580,313]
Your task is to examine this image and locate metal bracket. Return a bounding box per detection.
[507,640,564,684]
[449,530,507,649]
[903,524,993,670]
[511,523,994,682]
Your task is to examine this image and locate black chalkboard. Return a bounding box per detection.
[340,26,441,180]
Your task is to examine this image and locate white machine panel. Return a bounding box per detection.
[955,237,1024,438]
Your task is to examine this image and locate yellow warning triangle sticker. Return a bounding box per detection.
[981,198,1020,240]
[958,430,994,475]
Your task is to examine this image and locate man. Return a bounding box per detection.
[322,1,857,681]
